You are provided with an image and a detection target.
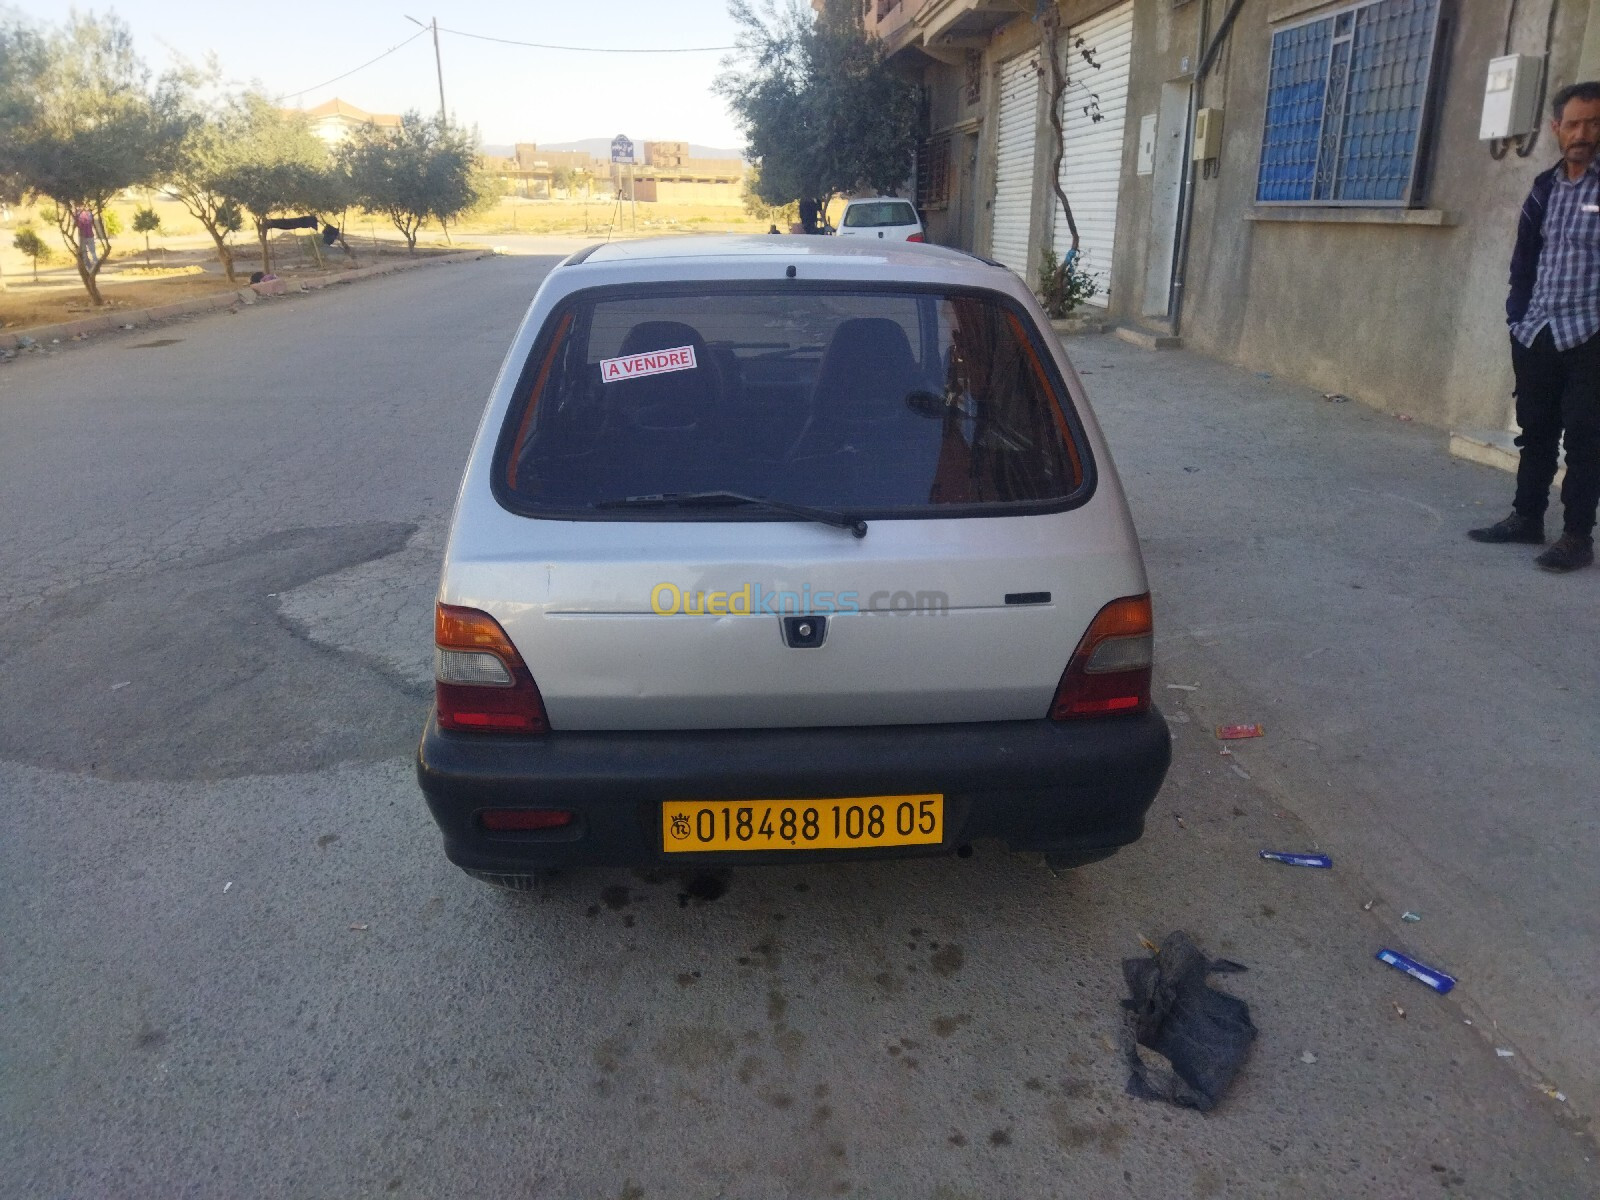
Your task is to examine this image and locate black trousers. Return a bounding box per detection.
[1511,327,1600,536]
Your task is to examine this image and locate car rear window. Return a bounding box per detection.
[842,201,918,228]
[498,286,1089,516]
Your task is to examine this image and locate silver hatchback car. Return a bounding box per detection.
[417,236,1169,889]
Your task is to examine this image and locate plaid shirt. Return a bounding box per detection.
[1512,158,1600,351]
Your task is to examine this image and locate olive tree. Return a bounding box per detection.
[0,12,190,305]
[0,18,42,295]
[211,96,333,273]
[343,113,484,252]
[12,224,52,280]
[716,0,916,225]
[168,96,254,280]
[132,204,161,264]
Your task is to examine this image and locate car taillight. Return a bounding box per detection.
[434,603,549,733]
[480,808,573,831]
[907,232,926,242]
[1049,594,1154,719]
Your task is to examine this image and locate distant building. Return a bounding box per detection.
[296,98,404,146]
[494,144,610,199]
[514,144,607,174]
[620,144,745,204]
[644,141,690,167]
[498,139,745,204]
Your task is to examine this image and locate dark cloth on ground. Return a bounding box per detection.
[1121,931,1256,1112]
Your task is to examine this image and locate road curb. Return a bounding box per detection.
[0,250,492,352]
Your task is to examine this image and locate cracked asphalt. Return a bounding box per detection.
[1,252,1594,1198]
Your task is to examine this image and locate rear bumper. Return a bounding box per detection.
[416,711,1171,872]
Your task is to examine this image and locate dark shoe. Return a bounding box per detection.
[1467,513,1546,544]
[1535,533,1595,572]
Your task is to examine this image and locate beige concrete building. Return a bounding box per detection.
[514,144,607,174]
[494,145,610,199]
[297,98,403,146]
[615,144,745,204]
[871,0,1600,443]
[496,142,743,203]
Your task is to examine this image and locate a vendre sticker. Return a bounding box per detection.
[601,344,698,383]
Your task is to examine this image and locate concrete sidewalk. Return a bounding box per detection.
[1075,333,1600,1121]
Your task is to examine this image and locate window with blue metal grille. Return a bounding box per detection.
[1256,0,1442,205]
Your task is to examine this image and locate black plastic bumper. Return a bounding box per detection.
[416,710,1171,872]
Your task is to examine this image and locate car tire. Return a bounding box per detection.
[462,868,552,893]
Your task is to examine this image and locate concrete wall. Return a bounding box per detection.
[614,172,743,205]
[893,0,1597,433]
[1110,0,1590,431]
[653,179,744,205]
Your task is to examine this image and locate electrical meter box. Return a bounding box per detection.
[1480,54,1544,140]
[1192,108,1224,161]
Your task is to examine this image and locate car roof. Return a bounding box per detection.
[568,234,988,273]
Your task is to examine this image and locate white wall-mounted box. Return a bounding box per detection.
[1137,113,1157,176]
[1480,54,1545,140]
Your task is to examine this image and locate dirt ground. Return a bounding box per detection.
[451,196,771,238]
[0,192,769,334]
[0,269,237,332]
[0,220,453,334]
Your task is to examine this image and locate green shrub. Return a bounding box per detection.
[1038,246,1099,318]
[12,225,54,278]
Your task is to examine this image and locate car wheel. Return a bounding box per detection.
[462,868,552,893]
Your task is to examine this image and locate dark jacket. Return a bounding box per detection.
[1508,163,1562,325]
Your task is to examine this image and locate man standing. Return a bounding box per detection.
[799,196,820,235]
[1470,82,1600,571]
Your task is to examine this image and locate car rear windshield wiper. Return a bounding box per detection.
[593,491,868,538]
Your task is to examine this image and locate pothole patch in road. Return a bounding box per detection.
[0,521,424,781]
[274,521,443,688]
[125,339,185,349]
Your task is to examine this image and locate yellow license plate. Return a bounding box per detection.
[662,795,943,853]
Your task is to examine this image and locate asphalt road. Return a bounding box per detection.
[1,253,1594,1199]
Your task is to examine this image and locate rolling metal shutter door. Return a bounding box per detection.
[990,52,1039,276]
[1052,1,1133,307]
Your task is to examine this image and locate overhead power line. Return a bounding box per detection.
[274,29,428,102]
[437,25,736,53]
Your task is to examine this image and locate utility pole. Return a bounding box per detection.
[406,15,447,122]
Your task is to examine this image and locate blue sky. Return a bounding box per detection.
[16,2,751,150]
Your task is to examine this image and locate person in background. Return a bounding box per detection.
[799,196,820,235]
[75,206,98,270]
[1470,81,1600,572]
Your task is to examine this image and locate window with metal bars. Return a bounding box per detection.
[916,135,951,211]
[1256,0,1443,205]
